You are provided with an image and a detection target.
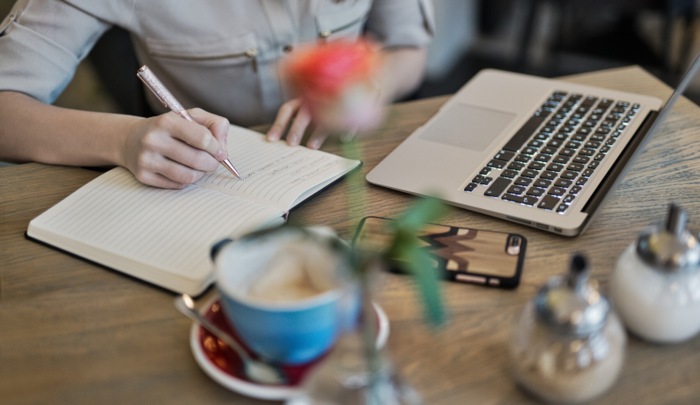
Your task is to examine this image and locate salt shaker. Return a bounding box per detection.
[510,254,626,404]
[610,204,700,343]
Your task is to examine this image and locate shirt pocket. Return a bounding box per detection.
[315,0,372,41]
[0,0,29,36]
[145,31,260,72]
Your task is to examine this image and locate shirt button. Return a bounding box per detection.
[283,45,293,53]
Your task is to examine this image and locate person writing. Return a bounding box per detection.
[0,0,434,189]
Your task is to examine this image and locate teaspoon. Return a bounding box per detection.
[174,294,287,385]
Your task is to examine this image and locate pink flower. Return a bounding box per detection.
[283,40,384,132]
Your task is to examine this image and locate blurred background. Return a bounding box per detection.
[1,0,700,129]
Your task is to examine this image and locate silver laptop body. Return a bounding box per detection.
[367,59,700,236]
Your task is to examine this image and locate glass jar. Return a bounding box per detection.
[610,204,700,343]
[510,254,626,404]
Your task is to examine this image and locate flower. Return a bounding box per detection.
[282,39,384,132]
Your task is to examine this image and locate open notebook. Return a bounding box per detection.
[27,125,360,295]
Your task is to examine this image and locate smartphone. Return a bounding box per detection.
[352,216,527,289]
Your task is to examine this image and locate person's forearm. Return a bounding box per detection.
[0,91,140,166]
[378,47,428,102]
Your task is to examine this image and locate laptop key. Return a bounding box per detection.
[576,177,588,186]
[522,147,538,155]
[588,161,600,169]
[546,163,564,172]
[528,161,546,170]
[590,134,605,142]
[494,151,515,161]
[508,162,525,171]
[534,178,552,188]
[553,155,570,164]
[560,126,575,133]
[560,171,578,180]
[556,203,569,213]
[563,194,576,204]
[520,169,538,178]
[571,134,587,142]
[480,167,491,175]
[573,155,590,164]
[472,175,484,183]
[548,187,566,197]
[578,149,594,156]
[570,185,582,194]
[538,195,560,210]
[599,98,614,108]
[502,116,546,152]
[542,147,558,155]
[514,154,531,163]
[507,185,526,195]
[540,171,557,180]
[484,177,511,197]
[481,177,493,185]
[464,183,478,192]
[500,169,519,178]
[527,187,544,197]
[584,140,601,149]
[582,96,598,105]
[554,178,573,188]
[567,163,584,172]
[594,153,606,161]
[487,159,506,169]
[514,177,533,186]
[558,148,575,157]
[535,154,551,162]
[502,194,538,206]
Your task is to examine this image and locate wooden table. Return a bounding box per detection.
[2,66,700,404]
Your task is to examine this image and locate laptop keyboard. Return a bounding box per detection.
[464,91,641,214]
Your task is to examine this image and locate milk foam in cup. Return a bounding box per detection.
[213,226,358,365]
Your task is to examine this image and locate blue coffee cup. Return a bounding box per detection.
[212,227,358,365]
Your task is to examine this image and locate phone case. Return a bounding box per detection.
[352,216,527,289]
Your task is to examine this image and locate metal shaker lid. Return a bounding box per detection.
[636,204,700,273]
[535,254,610,336]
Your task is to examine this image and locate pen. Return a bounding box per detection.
[136,65,243,180]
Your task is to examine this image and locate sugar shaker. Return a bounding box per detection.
[510,254,626,404]
[610,204,700,343]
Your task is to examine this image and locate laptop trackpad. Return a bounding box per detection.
[419,103,516,151]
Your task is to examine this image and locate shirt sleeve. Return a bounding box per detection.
[0,0,111,104]
[365,0,435,49]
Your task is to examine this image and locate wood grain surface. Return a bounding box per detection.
[2,66,700,405]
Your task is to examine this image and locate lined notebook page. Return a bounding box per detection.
[197,126,360,211]
[28,168,283,294]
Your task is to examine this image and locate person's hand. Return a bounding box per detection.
[121,108,230,189]
[265,98,328,150]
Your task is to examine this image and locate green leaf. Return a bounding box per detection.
[384,196,448,326]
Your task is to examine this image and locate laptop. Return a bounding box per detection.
[367,57,700,236]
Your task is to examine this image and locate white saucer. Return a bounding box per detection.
[189,295,389,401]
